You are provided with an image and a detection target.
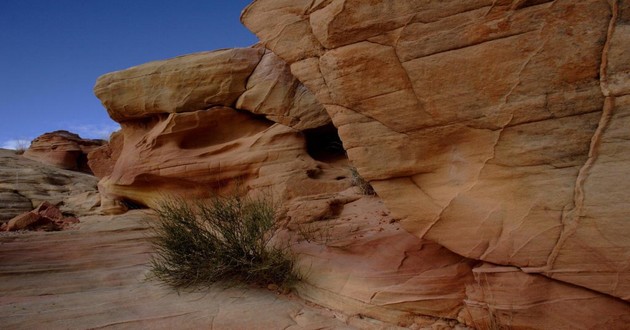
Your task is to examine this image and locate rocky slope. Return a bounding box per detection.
[241,0,630,328]
[0,149,99,223]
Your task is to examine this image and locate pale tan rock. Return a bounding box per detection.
[243,0,630,327]
[461,264,630,329]
[94,48,264,122]
[23,130,104,173]
[97,107,338,212]
[290,57,334,104]
[236,50,330,130]
[241,0,324,63]
[0,149,100,221]
[0,191,32,222]
[287,192,476,323]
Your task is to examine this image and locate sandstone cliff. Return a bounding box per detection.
[91,46,482,328]
[241,0,630,328]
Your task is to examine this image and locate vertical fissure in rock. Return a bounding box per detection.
[538,0,619,271]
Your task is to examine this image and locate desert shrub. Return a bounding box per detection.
[14,139,29,155]
[349,167,376,196]
[149,194,298,289]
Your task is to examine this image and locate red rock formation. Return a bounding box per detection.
[87,130,123,179]
[2,201,79,231]
[242,0,630,327]
[23,130,105,173]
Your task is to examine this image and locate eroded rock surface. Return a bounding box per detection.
[93,47,334,213]
[87,130,123,179]
[242,0,630,327]
[286,190,477,327]
[23,130,105,173]
[0,149,100,223]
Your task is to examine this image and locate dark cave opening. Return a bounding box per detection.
[120,198,147,210]
[303,123,347,163]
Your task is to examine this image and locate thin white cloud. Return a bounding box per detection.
[68,123,121,140]
[1,138,31,150]
[1,123,120,150]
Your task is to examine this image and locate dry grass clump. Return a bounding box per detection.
[150,194,298,289]
[13,139,29,155]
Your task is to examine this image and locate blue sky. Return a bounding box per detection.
[0,0,258,149]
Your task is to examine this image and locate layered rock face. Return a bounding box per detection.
[242,0,630,327]
[0,149,100,222]
[92,47,337,213]
[23,130,105,173]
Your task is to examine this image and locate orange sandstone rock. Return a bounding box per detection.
[242,0,630,327]
[93,48,338,213]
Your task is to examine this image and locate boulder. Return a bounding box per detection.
[3,212,45,232]
[3,201,79,231]
[242,0,630,327]
[23,130,105,173]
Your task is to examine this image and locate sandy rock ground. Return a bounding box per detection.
[0,210,362,329]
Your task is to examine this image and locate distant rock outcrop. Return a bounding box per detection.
[0,149,100,223]
[242,0,630,328]
[23,130,104,173]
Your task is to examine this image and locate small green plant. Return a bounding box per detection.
[349,167,376,195]
[149,194,298,289]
